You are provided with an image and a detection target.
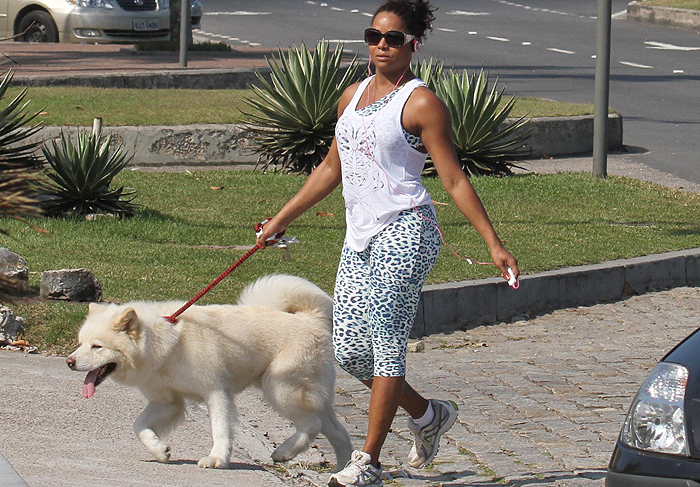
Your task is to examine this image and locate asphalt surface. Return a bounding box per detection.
[1,37,700,487]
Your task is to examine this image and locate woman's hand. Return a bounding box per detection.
[490,245,519,282]
[255,217,287,248]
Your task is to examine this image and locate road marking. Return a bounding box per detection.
[447,10,491,16]
[438,28,456,32]
[547,48,575,54]
[673,70,684,74]
[469,31,478,35]
[620,61,653,69]
[645,41,700,51]
[351,9,359,13]
[487,36,510,42]
[204,11,271,16]
[331,7,344,11]
[522,41,531,46]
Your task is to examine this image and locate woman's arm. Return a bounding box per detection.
[405,88,519,279]
[255,83,360,246]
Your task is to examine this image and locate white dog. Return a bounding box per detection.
[66,274,353,469]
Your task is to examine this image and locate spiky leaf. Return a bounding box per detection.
[41,129,138,217]
[242,41,359,174]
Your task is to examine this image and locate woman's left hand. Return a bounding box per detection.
[491,245,519,282]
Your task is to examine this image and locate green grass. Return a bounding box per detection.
[3,170,699,355]
[17,87,596,127]
[641,0,700,10]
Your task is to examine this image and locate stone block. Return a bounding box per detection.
[40,269,102,302]
[0,306,25,344]
[420,279,499,336]
[496,272,560,322]
[624,252,687,294]
[0,248,28,282]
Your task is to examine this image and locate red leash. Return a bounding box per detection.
[165,243,264,324]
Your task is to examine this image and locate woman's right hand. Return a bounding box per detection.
[255,217,287,248]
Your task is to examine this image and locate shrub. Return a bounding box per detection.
[430,69,530,177]
[41,124,138,217]
[242,41,359,174]
[0,70,45,301]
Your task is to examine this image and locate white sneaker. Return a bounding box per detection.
[407,399,458,468]
[328,450,383,487]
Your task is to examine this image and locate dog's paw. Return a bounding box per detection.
[271,448,295,463]
[198,456,229,469]
[154,446,172,464]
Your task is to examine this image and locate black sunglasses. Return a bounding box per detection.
[364,28,416,48]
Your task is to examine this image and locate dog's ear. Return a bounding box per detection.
[113,307,140,340]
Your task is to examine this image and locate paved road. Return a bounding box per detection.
[1,286,698,486]
[195,0,700,184]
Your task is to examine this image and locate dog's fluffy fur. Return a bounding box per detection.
[66,274,353,469]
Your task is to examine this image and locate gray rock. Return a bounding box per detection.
[40,268,103,302]
[0,306,25,344]
[0,248,29,282]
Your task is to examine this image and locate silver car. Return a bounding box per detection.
[2,0,202,43]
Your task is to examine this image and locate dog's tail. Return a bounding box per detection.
[237,274,333,324]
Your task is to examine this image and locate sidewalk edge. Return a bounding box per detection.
[413,247,700,336]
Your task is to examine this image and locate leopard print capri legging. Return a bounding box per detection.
[332,205,441,380]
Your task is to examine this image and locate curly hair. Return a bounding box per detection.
[373,0,437,41]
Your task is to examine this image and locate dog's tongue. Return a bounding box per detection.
[82,369,99,399]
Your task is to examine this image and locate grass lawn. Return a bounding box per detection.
[641,0,700,10]
[3,170,699,355]
[16,87,599,127]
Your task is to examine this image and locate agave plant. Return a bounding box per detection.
[242,40,359,174]
[0,70,45,301]
[431,69,530,177]
[41,127,137,217]
[411,57,446,92]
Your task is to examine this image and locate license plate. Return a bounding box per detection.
[133,19,159,31]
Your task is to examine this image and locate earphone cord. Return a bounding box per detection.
[360,64,495,268]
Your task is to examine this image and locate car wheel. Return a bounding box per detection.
[17,11,59,43]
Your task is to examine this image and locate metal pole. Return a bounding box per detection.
[179,0,188,67]
[593,0,612,178]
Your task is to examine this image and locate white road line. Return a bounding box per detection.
[620,61,653,69]
[468,31,478,35]
[438,28,456,32]
[547,48,575,54]
[351,9,359,13]
[362,12,373,17]
[447,10,491,16]
[487,36,510,42]
[331,7,344,11]
[674,70,685,74]
[645,41,700,51]
[204,11,271,16]
[522,41,531,46]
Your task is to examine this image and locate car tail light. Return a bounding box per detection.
[621,362,689,456]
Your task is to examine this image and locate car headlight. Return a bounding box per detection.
[66,0,114,8]
[621,362,689,456]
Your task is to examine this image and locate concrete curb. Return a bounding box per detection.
[412,247,700,337]
[626,2,700,33]
[33,114,623,167]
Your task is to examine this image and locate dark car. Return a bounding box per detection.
[607,326,700,486]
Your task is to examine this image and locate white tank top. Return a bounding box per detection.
[335,76,433,252]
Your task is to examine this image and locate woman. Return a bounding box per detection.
[256,1,519,485]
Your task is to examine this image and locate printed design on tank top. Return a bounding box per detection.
[336,115,385,217]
